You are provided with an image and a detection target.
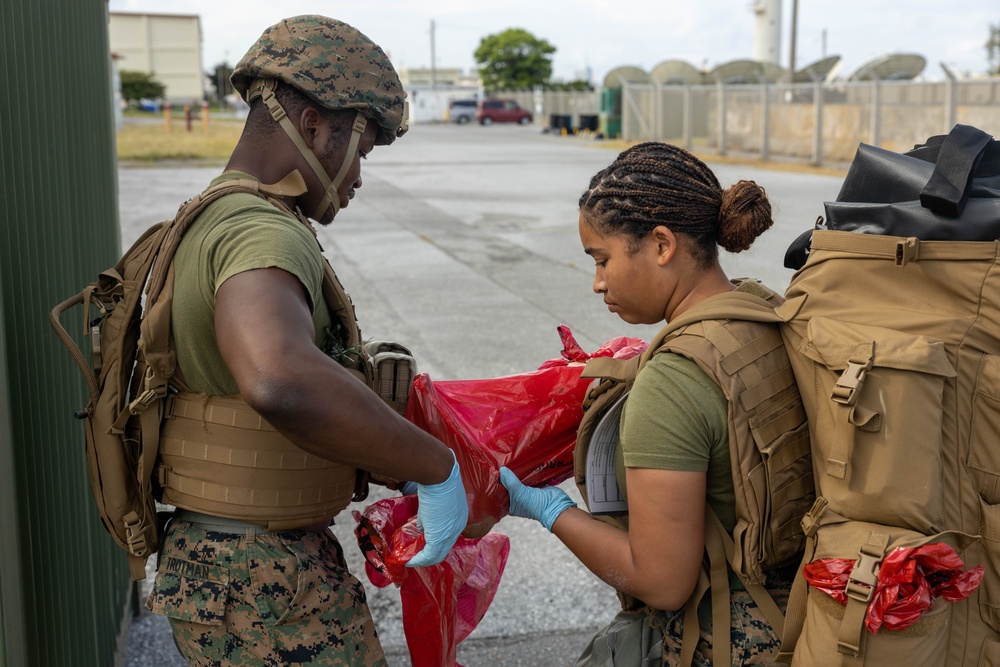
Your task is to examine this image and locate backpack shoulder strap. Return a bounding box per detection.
[139,172,311,388]
[681,508,787,667]
[123,175,318,576]
[656,283,792,667]
[644,282,784,363]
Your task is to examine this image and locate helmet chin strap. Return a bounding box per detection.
[249,78,367,221]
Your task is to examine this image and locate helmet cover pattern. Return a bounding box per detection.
[232,15,406,145]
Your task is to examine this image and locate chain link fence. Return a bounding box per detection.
[495,78,1000,167]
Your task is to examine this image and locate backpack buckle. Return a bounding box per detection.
[122,511,149,558]
[844,533,889,605]
[127,388,164,415]
[895,237,920,267]
[800,497,829,537]
[831,350,874,407]
[126,367,168,416]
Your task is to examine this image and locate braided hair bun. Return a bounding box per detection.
[717,180,773,253]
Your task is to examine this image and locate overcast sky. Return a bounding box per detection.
[107,1,998,84]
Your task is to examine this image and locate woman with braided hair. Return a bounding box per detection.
[500,142,799,666]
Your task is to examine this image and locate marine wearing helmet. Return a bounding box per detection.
[231,15,408,221]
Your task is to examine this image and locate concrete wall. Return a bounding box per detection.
[617,78,1000,166]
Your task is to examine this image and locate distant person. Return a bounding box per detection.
[501,142,799,665]
[143,15,467,666]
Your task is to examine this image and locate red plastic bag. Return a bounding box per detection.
[354,326,646,666]
[803,542,984,633]
[405,325,646,537]
[355,496,510,667]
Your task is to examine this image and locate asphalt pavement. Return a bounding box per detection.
[120,123,846,666]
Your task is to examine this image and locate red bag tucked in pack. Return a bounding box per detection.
[405,325,646,536]
[355,496,509,667]
[802,543,984,632]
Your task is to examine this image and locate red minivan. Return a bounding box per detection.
[475,99,533,125]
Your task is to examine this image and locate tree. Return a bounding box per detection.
[119,70,166,104]
[208,61,234,105]
[546,79,594,92]
[988,24,1000,75]
[474,28,556,92]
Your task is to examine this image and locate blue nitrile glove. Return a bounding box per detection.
[407,452,469,568]
[499,466,576,532]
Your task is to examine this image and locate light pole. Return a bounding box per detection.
[788,0,798,83]
[430,20,437,90]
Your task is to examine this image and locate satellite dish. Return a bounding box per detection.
[846,53,926,81]
[649,59,707,85]
[602,66,651,88]
[710,59,786,84]
[793,55,842,83]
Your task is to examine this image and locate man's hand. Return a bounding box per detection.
[407,452,469,567]
[499,467,576,532]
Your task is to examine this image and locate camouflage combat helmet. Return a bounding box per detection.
[232,15,407,146]
[231,16,407,222]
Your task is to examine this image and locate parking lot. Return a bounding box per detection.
[121,122,846,666]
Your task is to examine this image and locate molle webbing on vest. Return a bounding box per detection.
[573,281,814,629]
[657,285,813,667]
[663,313,813,586]
[157,393,357,529]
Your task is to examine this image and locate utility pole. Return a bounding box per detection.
[430,19,437,89]
[788,0,798,82]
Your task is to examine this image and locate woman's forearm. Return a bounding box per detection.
[551,507,699,611]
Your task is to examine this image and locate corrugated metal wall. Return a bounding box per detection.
[1,2,132,666]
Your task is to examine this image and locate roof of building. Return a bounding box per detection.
[602,66,651,88]
[649,59,708,85]
[845,53,927,81]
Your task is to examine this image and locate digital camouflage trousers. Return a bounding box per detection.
[146,519,386,667]
[576,582,791,667]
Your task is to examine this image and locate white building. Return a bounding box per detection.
[398,67,481,123]
[108,12,203,104]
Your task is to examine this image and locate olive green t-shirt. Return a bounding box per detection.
[615,352,737,535]
[171,171,332,395]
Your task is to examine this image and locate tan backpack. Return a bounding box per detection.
[50,175,411,580]
[574,280,814,666]
[775,125,999,666]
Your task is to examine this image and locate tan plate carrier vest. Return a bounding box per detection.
[147,176,371,532]
[51,173,382,579]
[574,280,815,667]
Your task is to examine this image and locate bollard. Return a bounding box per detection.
[164,104,172,130]
[184,103,192,132]
[202,101,209,133]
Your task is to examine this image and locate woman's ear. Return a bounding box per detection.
[651,225,678,266]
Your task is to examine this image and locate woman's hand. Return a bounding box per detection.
[499,467,576,531]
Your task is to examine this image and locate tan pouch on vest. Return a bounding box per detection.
[364,340,417,416]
